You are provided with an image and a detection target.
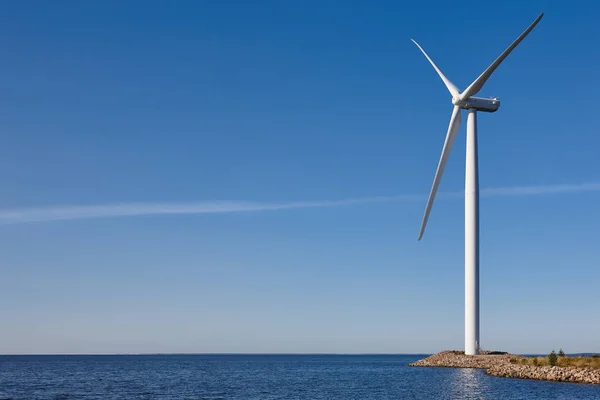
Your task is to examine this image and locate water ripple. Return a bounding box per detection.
[0,355,599,400]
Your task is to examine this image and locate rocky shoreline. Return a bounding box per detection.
[486,363,600,384]
[409,350,600,385]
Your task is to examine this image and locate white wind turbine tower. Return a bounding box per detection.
[412,13,544,355]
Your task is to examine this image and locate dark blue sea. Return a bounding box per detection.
[1,354,599,400]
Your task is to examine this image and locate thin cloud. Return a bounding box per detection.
[0,182,598,225]
[480,183,600,196]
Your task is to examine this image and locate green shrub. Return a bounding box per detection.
[548,350,558,366]
[558,349,565,357]
[593,355,599,359]
[533,357,538,366]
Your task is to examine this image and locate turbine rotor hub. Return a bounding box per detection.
[452,96,464,106]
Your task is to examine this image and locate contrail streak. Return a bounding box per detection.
[0,183,598,225]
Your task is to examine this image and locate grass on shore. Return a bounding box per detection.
[510,355,600,369]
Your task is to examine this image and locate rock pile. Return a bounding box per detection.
[409,351,600,385]
[486,363,600,384]
[408,350,513,369]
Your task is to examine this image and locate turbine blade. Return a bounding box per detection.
[459,13,544,100]
[411,39,459,98]
[418,105,462,240]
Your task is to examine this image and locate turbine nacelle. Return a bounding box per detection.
[453,96,500,113]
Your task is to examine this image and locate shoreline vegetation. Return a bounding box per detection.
[409,350,600,384]
[511,350,600,369]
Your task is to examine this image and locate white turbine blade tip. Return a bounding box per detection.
[459,12,544,100]
[418,106,462,240]
[410,38,460,98]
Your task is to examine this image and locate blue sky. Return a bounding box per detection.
[1,0,599,355]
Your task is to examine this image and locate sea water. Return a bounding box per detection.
[1,354,599,399]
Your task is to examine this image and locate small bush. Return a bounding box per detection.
[533,357,538,366]
[593,355,599,359]
[558,349,565,357]
[548,350,558,366]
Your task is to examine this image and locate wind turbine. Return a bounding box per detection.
[412,13,544,355]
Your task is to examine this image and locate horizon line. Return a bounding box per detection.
[0,352,433,356]
[1,351,597,356]
[1,182,598,225]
